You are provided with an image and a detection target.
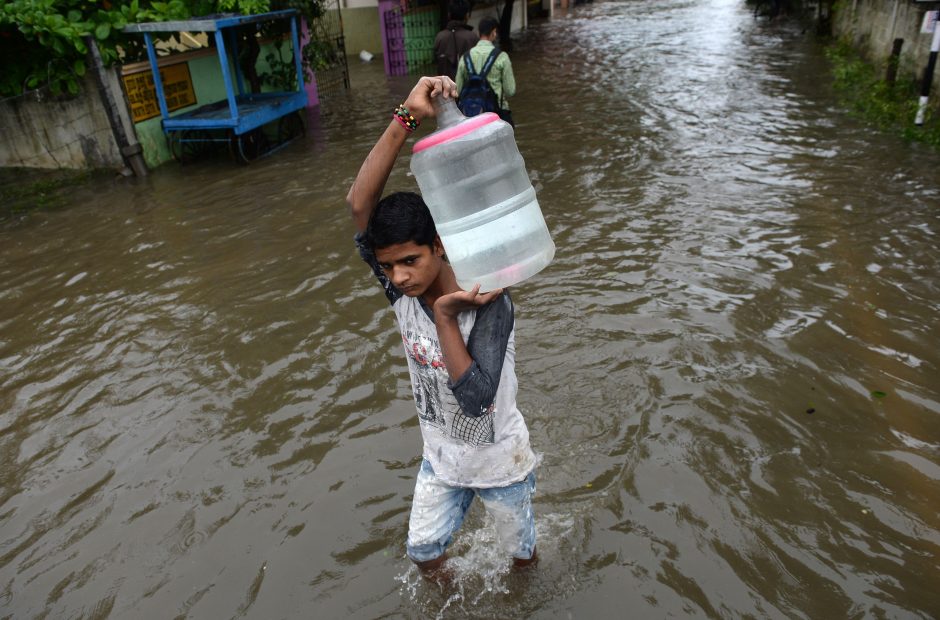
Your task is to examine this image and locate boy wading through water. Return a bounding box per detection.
[346,75,538,578]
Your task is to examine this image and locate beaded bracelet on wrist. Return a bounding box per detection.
[393,104,419,132]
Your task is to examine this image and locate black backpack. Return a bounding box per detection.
[457,48,500,117]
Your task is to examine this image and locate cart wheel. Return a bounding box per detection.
[230,128,268,165]
[168,130,204,163]
[277,111,305,144]
[167,132,185,162]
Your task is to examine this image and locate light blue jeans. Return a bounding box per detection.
[406,459,537,563]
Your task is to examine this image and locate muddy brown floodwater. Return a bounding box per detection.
[1,1,938,618]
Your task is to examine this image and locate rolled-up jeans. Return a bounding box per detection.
[405,459,536,563]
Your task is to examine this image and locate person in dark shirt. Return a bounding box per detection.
[434,0,479,79]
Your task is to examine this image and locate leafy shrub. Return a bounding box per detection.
[826,38,940,148]
[0,0,329,98]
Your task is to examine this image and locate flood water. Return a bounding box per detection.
[2,0,939,617]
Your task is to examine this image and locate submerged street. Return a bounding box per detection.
[1,0,938,617]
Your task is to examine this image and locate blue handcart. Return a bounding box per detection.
[124,10,307,164]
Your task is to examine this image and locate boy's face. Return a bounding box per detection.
[375,239,445,297]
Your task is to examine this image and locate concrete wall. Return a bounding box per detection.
[341,6,382,57]
[834,0,940,79]
[1,34,319,173]
[0,73,123,170]
[468,0,529,34]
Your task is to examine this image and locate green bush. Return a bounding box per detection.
[0,0,193,97]
[0,0,328,98]
[826,38,940,148]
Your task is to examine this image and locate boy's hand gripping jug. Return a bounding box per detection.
[410,97,555,292]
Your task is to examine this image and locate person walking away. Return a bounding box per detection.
[434,0,478,80]
[345,75,539,581]
[456,16,516,126]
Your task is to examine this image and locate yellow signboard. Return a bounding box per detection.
[123,63,196,123]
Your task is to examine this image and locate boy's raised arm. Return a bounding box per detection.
[346,76,458,233]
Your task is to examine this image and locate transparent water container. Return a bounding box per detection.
[410,97,555,292]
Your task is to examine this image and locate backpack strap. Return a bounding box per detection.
[463,51,478,76]
[464,47,499,79]
[479,47,500,81]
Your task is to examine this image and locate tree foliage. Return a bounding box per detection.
[0,0,329,98]
[1,1,188,96]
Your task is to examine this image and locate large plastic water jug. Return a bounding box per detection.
[410,97,555,292]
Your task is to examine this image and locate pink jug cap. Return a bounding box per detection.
[412,112,500,154]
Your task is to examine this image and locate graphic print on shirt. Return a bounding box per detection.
[403,331,450,432]
[402,329,495,446]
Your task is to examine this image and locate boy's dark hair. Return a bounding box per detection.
[365,191,437,250]
[478,16,499,37]
[448,0,470,21]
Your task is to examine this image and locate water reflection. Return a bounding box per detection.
[1,0,938,617]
